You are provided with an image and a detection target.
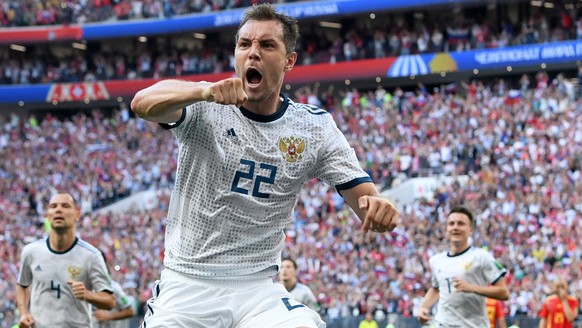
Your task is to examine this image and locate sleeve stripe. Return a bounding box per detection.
[159,107,187,130]
[491,271,507,285]
[335,176,373,191]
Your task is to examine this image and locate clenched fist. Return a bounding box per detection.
[202,78,248,107]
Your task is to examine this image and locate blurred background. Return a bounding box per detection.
[0,0,581,327]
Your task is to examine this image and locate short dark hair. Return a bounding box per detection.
[236,3,300,54]
[448,206,474,225]
[51,192,78,207]
[282,257,298,269]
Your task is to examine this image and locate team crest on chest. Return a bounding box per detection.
[278,135,306,163]
[462,260,473,272]
[67,265,82,280]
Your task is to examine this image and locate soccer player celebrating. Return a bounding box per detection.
[130,3,398,327]
[417,206,509,328]
[16,192,114,328]
[538,278,579,328]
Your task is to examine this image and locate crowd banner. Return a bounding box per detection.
[1,40,580,106]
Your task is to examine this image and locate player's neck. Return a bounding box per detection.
[283,279,297,291]
[449,241,470,256]
[49,230,77,252]
[243,94,282,116]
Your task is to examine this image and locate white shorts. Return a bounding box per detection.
[141,269,326,328]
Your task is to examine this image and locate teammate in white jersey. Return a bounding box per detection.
[16,192,114,328]
[94,252,136,328]
[279,258,321,312]
[417,206,509,328]
[130,4,399,327]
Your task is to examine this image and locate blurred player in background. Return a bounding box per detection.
[16,192,114,328]
[94,252,136,328]
[538,278,579,328]
[130,3,398,327]
[417,206,509,328]
[278,257,321,312]
[486,297,507,328]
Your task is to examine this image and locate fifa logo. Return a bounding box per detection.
[278,135,306,163]
[67,266,82,280]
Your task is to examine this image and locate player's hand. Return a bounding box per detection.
[94,309,110,322]
[202,78,248,107]
[417,307,432,324]
[358,195,399,233]
[452,277,473,293]
[67,280,88,301]
[19,312,35,328]
[556,286,568,300]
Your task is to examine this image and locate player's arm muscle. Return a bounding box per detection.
[131,79,208,123]
[108,306,136,320]
[86,290,115,310]
[15,284,31,314]
[420,286,440,309]
[471,277,509,300]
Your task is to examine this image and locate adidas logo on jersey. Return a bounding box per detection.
[224,128,238,140]
[34,265,42,271]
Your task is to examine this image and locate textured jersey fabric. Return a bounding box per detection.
[289,282,320,312]
[160,94,371,278]
[429,246,506,328]
[17,237,113,328]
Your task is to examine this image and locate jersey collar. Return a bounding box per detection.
[447,245,472,257]
[46,236,79,254]
[239,93,289,123]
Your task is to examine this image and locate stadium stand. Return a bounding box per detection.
[1,0,581,327]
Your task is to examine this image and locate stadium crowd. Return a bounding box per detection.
[1,3,581,85]
[0,70,580,326]
[0,0,298,27]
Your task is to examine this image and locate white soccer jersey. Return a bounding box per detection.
[95,280,133,328]
[429,246,506,328]
[289,282,320,312]
[160,95,371,278]
[17,237,113,328]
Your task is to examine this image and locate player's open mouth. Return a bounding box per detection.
[245,68,262,87]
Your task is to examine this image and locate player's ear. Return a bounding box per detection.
[284,52,297,72]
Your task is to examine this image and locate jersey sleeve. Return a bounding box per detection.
[88,254,113,294]
[310,115,371,190]
[305,286,321,312]
[112,281,133,310]
[538,298,549,318]
[17,245,33,287]
[479,250,507,284]
[429,257,439,289]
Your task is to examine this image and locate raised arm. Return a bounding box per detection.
[340,182,399,233]
[130,79,209,123]
[130,78,247,123]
